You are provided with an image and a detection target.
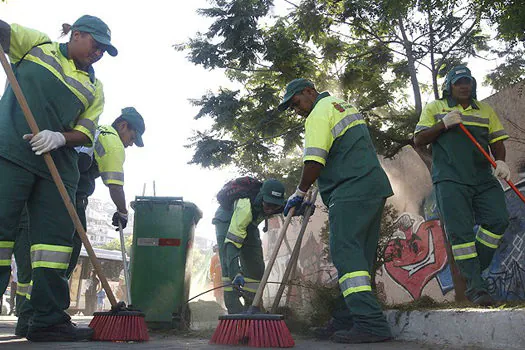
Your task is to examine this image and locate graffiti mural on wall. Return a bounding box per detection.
[384,213,450,299]
[486,182,525,300]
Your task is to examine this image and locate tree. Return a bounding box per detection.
[179,0,517,178]
[100,235,133,252]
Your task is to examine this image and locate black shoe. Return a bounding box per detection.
[470,290,495,307]
[14,323,28,337]
[331,328,392,344]
[310,318,352,340]
[26,321,94,342]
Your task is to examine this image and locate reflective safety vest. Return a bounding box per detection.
[415,99,509,185]
[224,198,263,248]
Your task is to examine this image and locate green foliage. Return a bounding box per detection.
[180,0,522,178]
[100,235,133,251]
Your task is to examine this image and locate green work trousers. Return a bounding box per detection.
[0,157,75,330]
[13,207,31,330]
[66,197,88,279]
[213,206,265,314]
[435,180,509,300]
[329,197,391,337]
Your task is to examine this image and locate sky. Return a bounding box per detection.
[0,0,502,243]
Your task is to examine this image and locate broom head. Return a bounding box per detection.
[210,313,294,348]
[89,302,149,342]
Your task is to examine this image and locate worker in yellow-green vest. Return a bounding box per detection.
[212,178,286,314]
[13,107,145,339]
[0,15,116,342]
[279,78,393,344]
[414,65,509,306]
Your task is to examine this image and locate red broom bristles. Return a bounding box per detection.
[210,316,294,348]
[89,313,149,342]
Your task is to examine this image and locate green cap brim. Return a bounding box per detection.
[451,74,472,84]
[277,93,294,112]
[135,132,144,147]
[263,194,285,206]
[91,33,118,57]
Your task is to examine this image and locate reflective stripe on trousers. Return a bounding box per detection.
[25,280,33,300]
[243,277,260,293]
[222,276,233,292]
[30,244,73,269]
[0,241,14,266]
[339,271,372,297]
[476,226,503,249]
[452,242,478,260]
[16,282,30,297]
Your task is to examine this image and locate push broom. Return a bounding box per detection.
[0,45,148,342]
[459,124,525,204]
[210,207,297,348]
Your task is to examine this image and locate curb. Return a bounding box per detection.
[386,308,525,349]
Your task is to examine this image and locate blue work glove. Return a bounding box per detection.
[283,188,306,216]
[295,201,316,217]
[232,273,245,289]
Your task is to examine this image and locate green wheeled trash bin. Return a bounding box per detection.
[130,196,202,329]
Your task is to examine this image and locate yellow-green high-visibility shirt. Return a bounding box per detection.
[303,92,393,204]
[94,125,125,187]
[415,98,508,185]
[0,23,104,189]
[224,198,264,248]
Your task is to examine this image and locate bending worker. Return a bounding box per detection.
[212,178,286,314]
[0,15,116,341]
[414,65,509,306]
[279,78,394,344]
[67,107,145,277]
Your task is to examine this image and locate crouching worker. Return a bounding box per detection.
[212,178,286,314]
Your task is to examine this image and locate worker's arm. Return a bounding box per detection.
[108,184,127,215]
[63,130,91,147]
[490,140,506,161]
[0,20,10,52]
[298,161,323,192]
[414,121,446,147]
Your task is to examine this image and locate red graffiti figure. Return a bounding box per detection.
[384,214,448,299]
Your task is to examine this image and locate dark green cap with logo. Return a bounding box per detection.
[446,65,473,85]
[260,179,286,206]
[121,107,145,147]
[71,15,118,57]
[278,78,314,112]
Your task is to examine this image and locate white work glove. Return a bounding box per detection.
[493,160,510,181]
[23,130,66,155]
[442,110,462,129]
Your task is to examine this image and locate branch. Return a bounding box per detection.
[236,124,304,148]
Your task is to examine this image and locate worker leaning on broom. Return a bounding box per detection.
[414,65,510,306]
[279,78,394,344]
[212,179,286,314]
[0,15,117,341]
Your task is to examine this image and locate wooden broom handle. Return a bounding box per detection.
[252,207,295,308]
[0,45,118,307]
[459,124,525,204]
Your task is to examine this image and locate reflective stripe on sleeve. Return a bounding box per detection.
[415,125,430,133]
[476,226,503,249]
[100,172,124,183]
[339,271,372,297]
[225,232,245,245]
[76,118,96,138]
[95,140,106,157]
[331,113,364,138]
[304,147,328,160]
[452,242,478,260]
[489,130,508,142]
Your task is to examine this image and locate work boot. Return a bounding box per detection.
[470,290,495,307]
[331,328,392,344]
[310,318,352,340]
[26,321,94,342]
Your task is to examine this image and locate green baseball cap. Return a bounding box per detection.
[261,179,286,206]
[446,65,473,85]
[120,107,145,147]
[277,78,314,112]
[71,15,118,57]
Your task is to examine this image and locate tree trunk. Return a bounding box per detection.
[397,16,423,116]
[427,8,440,100]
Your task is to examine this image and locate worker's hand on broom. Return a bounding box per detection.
[493,160,511,181]
[442,110,462,130]
[232,273,245,290]
[112,211,128,230]
[284,187,306,216]
[23,130,66,155]
[294,201,316,217]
